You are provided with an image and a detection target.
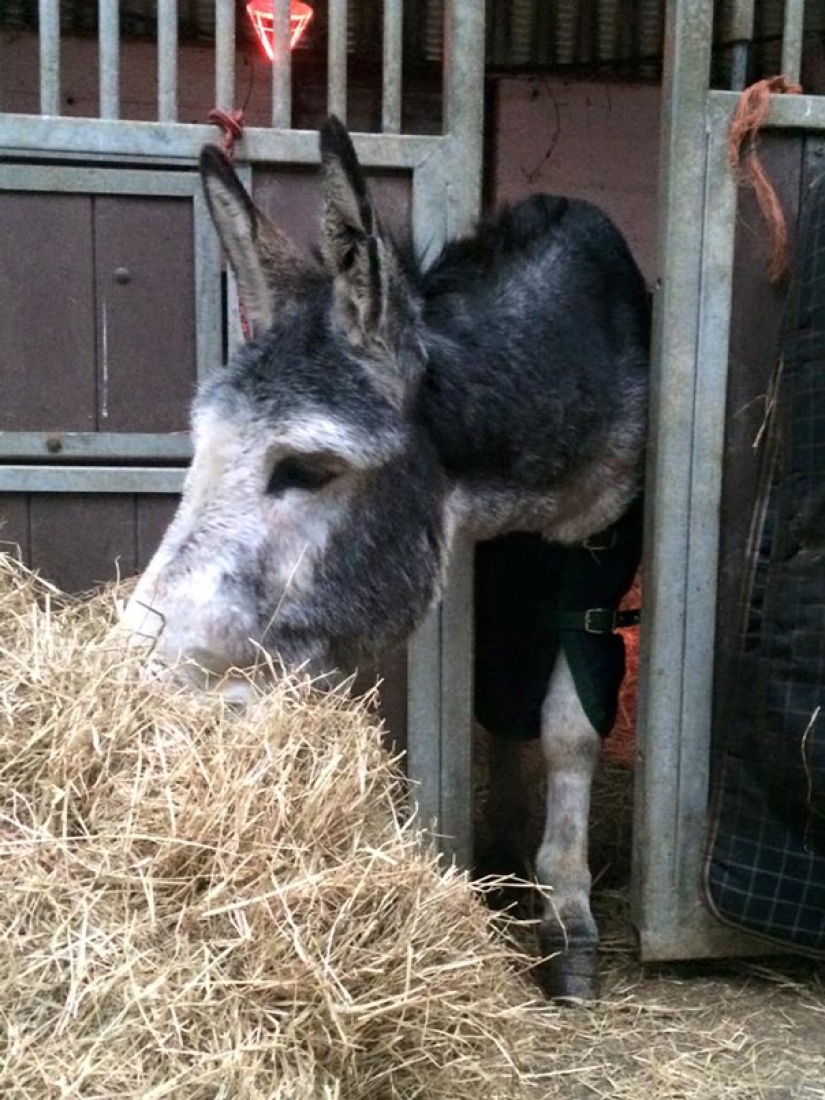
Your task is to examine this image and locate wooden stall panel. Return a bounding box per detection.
[253,169,412,255]
[375,646,409,753]
[29,495,137,593]
[0,193,96,431]
[2,496,180,592]
[136,495,179,570]
[713,134,804,737]
[0,495,30,561]
[93,197,196,433]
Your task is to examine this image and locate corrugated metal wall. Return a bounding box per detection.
[2,2,823,83]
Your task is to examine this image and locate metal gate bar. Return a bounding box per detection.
[158,0,179,123]
[272,0,293,128]
[99,0,120,120]
[727,0,755,90]
[383,0,404,133]
[0,468,186,493]
[0,436,192,463]
[0,120,443,165]
[406,0,484,865]
[215,0,236,112]
[328,0,348,121]
[38,0,60,115]
[634,0,716,962]
[782,0,806,84]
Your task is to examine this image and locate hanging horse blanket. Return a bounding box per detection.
[704,173,825,954]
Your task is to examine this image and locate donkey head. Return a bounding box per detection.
[123,119,449,687]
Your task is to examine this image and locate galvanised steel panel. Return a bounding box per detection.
[382,0,404,134]
[0,117,444,168]
[403,0,484,868]
[633,0,717,961]
[781,0,806,84]
[0,467,186,493]
[37,0,60,115]
[157,0,179,123]
[214,0,236,111]
[270,0,293,129]
[0,1,486,871]
[0,433,192,462]
[98,0,120,120]
[328,0,348,122]
[635,0,824,961]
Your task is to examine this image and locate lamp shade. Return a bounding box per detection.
[246,1,313,59]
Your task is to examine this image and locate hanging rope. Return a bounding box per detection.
[207,107,246,160]
[728,76,802,283]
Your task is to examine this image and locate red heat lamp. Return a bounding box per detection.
[246,0,314,60]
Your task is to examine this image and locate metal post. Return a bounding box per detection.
[382,0,404,134]
[442,0,484,230]
[38,0,60,116]
[157,0,179,122]
[98,0,120,120]
[271,0,292,129]
[406,0,485,868]
[781,0,805,85]
[729,0,755,91]
[328,0,347,121]
[633,0,715,960]
[215,0,236,111]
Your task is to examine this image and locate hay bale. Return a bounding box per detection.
[0,553,554,1099]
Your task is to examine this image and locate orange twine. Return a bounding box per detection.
[728,76,802,283]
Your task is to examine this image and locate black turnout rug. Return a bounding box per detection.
[705,172,825,954]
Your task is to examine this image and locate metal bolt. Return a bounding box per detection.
[45,434,63,454]
[114,266,131,284]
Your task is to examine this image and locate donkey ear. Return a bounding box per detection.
[319,116,409,354]
[199,145,303,337]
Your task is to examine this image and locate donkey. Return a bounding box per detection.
[123,117,648,1002]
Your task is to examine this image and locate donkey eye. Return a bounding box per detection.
[266,456,338,496]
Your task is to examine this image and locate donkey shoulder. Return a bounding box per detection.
[413,194,648,536]
[420,193,641,300]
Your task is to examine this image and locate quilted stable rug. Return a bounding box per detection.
[705,172,825,954]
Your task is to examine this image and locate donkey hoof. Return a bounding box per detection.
[535,944,600,1004]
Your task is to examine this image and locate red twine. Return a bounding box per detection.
[728,75,802,283]
[207,107,246,159]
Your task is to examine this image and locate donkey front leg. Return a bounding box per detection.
[536,651,601,1003]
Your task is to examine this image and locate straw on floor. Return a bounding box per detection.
[0,552,554,1100]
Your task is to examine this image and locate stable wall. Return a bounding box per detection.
[492,77,661,282]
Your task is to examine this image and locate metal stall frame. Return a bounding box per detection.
[634,0,823,961]
[0,0,485,867]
